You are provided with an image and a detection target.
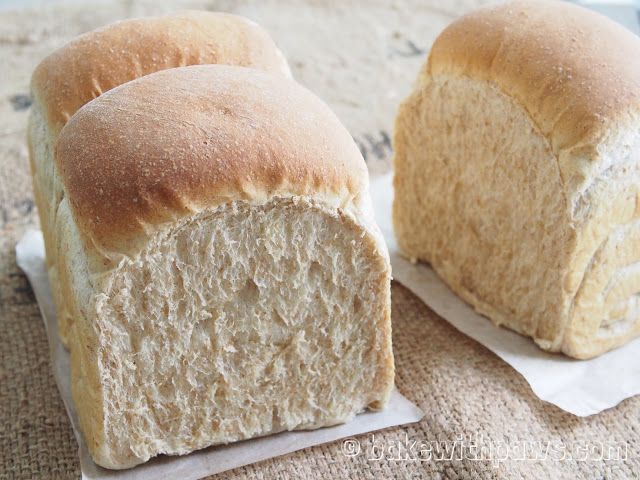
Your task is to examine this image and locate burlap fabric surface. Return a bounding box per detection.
[1,1,639,478]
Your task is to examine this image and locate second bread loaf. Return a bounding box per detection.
[393,0,640,359]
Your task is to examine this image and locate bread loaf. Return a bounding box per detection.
[393,0,640,359]
[37,64,394,469]
[28,11,291,346]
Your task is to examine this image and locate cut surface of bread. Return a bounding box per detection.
[393,0,640,359]
[63,197,392,468]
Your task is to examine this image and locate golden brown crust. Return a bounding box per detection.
[427,0,640,154]
[56,65,367,256]
[31,11,290,137]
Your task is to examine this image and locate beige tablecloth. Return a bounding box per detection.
[1,1,638,478]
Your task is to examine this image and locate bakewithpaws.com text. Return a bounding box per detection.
[341,433,627,466]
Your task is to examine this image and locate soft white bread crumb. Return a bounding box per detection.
[63,197,393,468]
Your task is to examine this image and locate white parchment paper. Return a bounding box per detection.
[370,173,640,417]
[16,230,424,480]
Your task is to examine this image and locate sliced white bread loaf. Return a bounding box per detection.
[48,64,394,469]
[393,0,640,359]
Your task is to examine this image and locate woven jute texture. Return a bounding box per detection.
[1,1,639,479]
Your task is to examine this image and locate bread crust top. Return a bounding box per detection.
[31,11,290,137]
[55,65,368,256]
[427,0,640,154]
